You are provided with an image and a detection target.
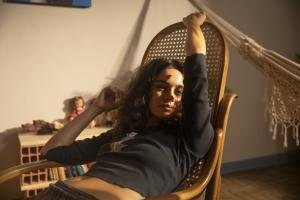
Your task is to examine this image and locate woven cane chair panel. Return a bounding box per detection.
[142,22,227,190]
[142,22,226,121]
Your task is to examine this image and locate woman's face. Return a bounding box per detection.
[149,66,184,121]
[75,99,84,108]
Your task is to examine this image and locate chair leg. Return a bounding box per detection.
[216,176,222,200]
[205,171,221,200]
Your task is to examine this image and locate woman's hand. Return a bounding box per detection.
[183,12,206,28]
[94,86,123,111]
[183,12,207,56]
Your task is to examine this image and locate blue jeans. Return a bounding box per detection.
[32,181,98,200]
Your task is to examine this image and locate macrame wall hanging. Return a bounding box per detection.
[188,0,300,147]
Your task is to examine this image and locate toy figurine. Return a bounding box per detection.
[67,96,85,121]
[67,96,96,128]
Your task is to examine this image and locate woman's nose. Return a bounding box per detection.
[164,91,175,101]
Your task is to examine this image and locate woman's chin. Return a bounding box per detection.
[156,112,176,120]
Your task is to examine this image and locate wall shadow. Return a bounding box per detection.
[108,0,151,89]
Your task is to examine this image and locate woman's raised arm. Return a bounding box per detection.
[181,12,214,158]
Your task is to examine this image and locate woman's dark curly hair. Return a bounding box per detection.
[114,58,184,135]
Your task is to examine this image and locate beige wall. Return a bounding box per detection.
[0,0,194,132]
[0,0,299,198]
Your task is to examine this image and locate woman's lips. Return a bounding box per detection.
[160,104,175,111]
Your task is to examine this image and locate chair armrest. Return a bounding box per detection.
[146,128,224,200]
[204,93,238,200]
[215,93,238,131]
[0,160,62,185]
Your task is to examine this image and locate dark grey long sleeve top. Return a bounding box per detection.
[44,54,214,197]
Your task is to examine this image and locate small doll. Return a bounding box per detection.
[67,96,85,121]
[67,96,96,128]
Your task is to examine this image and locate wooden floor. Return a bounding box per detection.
[220,161,300,200]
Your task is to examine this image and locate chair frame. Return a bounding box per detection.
[0,21,237,200]
[141,22,237,199]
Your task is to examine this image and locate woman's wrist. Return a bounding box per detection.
[186,32,206,56]
[88,103,105,115]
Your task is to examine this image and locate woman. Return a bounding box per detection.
[37,12,214,200]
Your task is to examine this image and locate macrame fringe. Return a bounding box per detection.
[270,114,300,147]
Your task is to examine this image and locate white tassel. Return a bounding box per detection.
[269,116,274,133]
[295,124,299,146]
[272,116,278,140]
[283,124,288,148]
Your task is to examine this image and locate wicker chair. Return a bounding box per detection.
[0,22,237,200]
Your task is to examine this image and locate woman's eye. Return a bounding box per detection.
[175,90,183,96]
